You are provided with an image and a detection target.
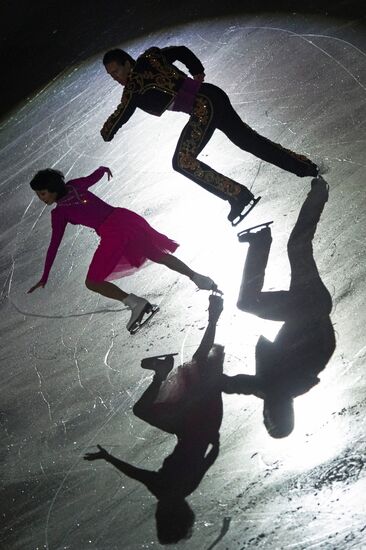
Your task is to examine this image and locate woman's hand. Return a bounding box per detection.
[84,444,109,461]
[101,166,113,180]
[27,280,45,293]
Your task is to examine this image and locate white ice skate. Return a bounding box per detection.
[124,294,159,334]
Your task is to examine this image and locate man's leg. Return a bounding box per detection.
[216,94,318,178]
[133,360,175,433]
[237,227,292,320]
[172,88,256,221]
[287,179,332,314]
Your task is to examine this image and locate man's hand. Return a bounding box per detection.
[101,166,113,180]
[84,444,110,461]
[193,73,205,83]
[27,281,45,294]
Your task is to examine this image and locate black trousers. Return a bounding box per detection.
[172,83,316,201]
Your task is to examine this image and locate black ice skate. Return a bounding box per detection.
[125,294,159,334]
[228,196,261,227]
[141,353,177,378]
[289,151,319,178]
[237,221,273,243]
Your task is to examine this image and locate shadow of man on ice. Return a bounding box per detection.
[84,293,224,544]
[223,178,336,438]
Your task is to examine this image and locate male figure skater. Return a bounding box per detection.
[101,45,319,225]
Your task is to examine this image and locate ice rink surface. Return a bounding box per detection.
[1,10,366,550]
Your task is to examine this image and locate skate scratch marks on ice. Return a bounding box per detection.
[94,395,108,411]
[239,26,366,92]
[3,197,43,300]
[34,365,53,422]
[103,329,119,387]
[9,297,124,320]
[44,396,130,549]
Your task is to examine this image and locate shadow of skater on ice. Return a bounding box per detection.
[84,293,224,544]
[223,178,336,438]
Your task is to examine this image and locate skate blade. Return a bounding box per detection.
[230,196,261,227]
[237,220,273,242]
[129,304,159,335]
[141,353,178,369]
[141,353,177,375]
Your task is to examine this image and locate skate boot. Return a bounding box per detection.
[228,190,261,227]
[237,221,273,243]
[141,353,177,379]
[191,273,219,292]
[123,293,159,334]
[288,150,319,178]
[263,393,294,439]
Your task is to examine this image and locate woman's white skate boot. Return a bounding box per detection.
[124,294,159,334]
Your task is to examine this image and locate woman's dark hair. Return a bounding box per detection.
[30,169,68,199]
[103,48,135,67]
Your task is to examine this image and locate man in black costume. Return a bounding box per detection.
[101,46,319,225]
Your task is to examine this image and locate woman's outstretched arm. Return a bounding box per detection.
[28,210,67,292]
[69,166,113,190]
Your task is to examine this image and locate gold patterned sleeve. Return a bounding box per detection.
[100,86,136,142]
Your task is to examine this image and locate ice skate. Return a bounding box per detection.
[124,294,159,334]
[228,195,261,227]
[141,353,177,378]
[191,273,219,292]
[237,221,273,243]
[289,151,319,178]
[263,394,294,439]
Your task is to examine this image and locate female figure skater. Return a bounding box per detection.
[28,166,218,333]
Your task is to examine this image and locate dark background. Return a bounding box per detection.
[1,0,365,118]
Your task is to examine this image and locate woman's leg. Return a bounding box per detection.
[86,279,156,333]
[153,253,218,291]
[153,254,194,278]
[85,279,128,301]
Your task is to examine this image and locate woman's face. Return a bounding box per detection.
[35,189,58,205]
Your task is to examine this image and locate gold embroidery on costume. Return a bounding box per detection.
[177,96,242,198]
[102,48,184,139]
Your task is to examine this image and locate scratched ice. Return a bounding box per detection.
[0,14,366,550]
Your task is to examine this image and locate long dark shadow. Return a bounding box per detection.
[84,293,224,544]
[223,178,336,437]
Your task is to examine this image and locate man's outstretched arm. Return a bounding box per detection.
[101,87,137,141]
[162,46,205,78]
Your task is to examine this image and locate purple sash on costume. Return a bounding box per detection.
[172,77,202,114]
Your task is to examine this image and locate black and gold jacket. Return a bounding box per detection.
[101,46,204,141]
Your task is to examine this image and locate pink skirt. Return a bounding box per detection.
[87,208,179,282]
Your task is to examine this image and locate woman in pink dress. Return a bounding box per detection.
[28,166,219,333]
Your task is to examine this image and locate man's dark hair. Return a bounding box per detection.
[30,169,67,199]
[103,49,135,67]
[155,499,194,544]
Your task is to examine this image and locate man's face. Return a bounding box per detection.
[105,60,130,86]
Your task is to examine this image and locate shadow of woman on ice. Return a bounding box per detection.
[84,293,224,544]
[223,178,336,438]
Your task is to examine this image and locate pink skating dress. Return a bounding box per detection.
[40,167,178,284]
